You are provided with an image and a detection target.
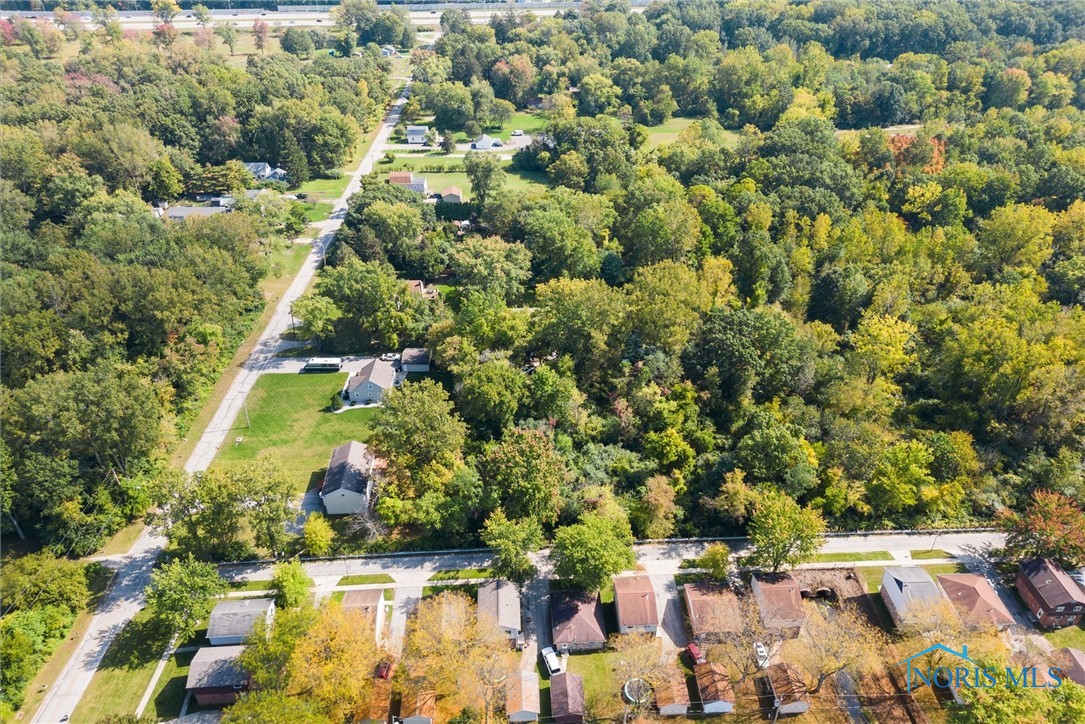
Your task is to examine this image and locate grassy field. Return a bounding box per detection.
[214,373,378,492]
[93,519,146,557]
[810,551,893,563]
[858,562,970,593]
[338,573,396,586]
[566,651,623,718]
[376,157,547,200]
[300,201,334,222]
[170,242,311,469]
[429,567,493,581]
[910,549,953,560]
[1044,624,1085,650]
[642,116,742,150]
[71,608,174,722]
[148,649,197,720]
[296,174,352,203]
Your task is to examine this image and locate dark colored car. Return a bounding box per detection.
[376,659,393,679]
[686,642,707,665]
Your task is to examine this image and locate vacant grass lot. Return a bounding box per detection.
[910,548,952,560]
[296,174,352,203]
[376,158,548,201]
[214,373,377,492]
[429,567,493,581]
[642,116,742,150]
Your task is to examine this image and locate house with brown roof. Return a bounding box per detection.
[750,574,805,631]
[506,669,541,722]
[341,588,383,627]
[1017,558,1085,629]
[654,669,690,717]
[551,590,606,652]
[764,663,809,716]
[388,171,428,194]
[438,187,464,204]
[399,688,436,724]
[683,582,741,643]
[693,662,735,715]
[550,672,585,724]
[613,575,659,634]
[937,573,1015,629]
[1057,648,1085,687]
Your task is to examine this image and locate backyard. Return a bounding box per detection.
[376,155,548,201]
[642,116,742,150]
[214,373,378,492]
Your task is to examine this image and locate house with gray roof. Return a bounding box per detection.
[319,440,377,515]
[244,161,287,182]
[344,358,396,405]
[206,598,275,646]
[478,579,521,640]
[400,347,432,373]
[186,645,248,706]
[165,205,229,222]
[881,567,944,626]
[406,125,429,144]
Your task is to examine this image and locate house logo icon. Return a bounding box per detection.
[897,644,976,692]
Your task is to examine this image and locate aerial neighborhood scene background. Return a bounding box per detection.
[2,0,1085,721]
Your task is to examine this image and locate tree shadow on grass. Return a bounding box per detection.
[98,615,173,672]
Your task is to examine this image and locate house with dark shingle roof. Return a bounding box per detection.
[1017,558,1085,629]
[550,672,585,724]
[1057,647,1085,686]
[400,347,432,373]
[319,441,377,515]
[206,598,275,646]
[683,582,741,643]
[186,645,248,706]
[751,573,805,631]
[551,590,606,652]
[344,359,396,405]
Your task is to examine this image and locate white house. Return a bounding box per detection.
[881,566,944,626]
[319,440,377,516]
[506,670,541,722]
[344,358,396,405]
[244,161,287,182]
[471,134,499,150]
[438,186,464,203]
[406,125,429,144]
[380,44,397,57]
[206,598,275,646]
[388,171,429,195]
[478,580,521,640]
[400,347,432,373]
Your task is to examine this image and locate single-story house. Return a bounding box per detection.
[399,688,436,724]
[694,662,735,715]
[185,645,248,706]
[244,161,287,182]
[340,587,383,626]
[344,359,396,405]
[1057,648,1085,687]
[613,575,659,634]
[549,672,585,724]
[165,205,229,222]
[654,669,690,717]
[880,567,943,627]
[751,573,805,631]
[438,186,464,203]
[359,678,392,723]
[1017,558,1085,629]
[478,579,521,640]
[506,669,541,723]
[937,573,1015,629]
[683,582,741,643]
[551,590,606,652]
[388,170,429,195]
[764,663,809,716]
[206,598,275,646]
[319,440,377,516]
[406,125,428,144]
[471,134,501,150]
[400,347,432,373]
[405,279,439,301]
[380,44,396,57]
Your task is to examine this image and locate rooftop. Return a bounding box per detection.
[1020,558,1085,609]
[321,440,376,497]
[751,574,805,628]
[694,662,735,704]
[683,582,741,638]
[401,347,432,366]
[346,359,396,394]
[884,566,943,607]
[186,645,247,690]
[206,598,274,641]
[551,590,606,647]
[478,579,521,631]
[937,573,1014,627]
[505,670,541,715]
[764,663,807,708]
[549,672,585,718]
[613,575,658,628]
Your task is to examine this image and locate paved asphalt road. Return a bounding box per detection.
[31,86,412,724]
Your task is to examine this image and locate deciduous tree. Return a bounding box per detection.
[744,489,824,572]
[998,490,1085,567]
[145,556,226,640]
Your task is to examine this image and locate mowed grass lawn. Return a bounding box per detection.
[214,373,377,492]
[642,116,742,150]
[858,562,970,593]
[1045,624,1085,650]
[566,651,623,718]
[377,157,548,201]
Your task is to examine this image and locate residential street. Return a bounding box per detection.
[31,87,412,724]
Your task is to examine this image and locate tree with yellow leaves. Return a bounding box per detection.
[789,603,886,694]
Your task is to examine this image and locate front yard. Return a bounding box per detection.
[214,372,377,492]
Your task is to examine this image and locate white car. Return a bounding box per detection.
[379,353,401,362]
[511,129,524,137]
[541,646,563,675]
[754,642,770,669]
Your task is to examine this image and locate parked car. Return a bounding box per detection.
[686,642,707,665]
[376,658,393,679]
[541,646,563,675]
[754,642,770,669]
[380,353,401,362]
[511,129,524,137]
